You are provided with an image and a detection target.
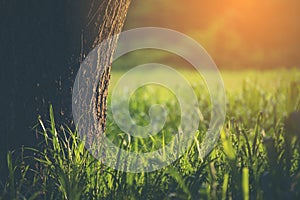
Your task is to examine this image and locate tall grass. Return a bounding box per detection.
[1,70,300,199]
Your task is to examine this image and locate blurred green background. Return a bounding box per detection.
[113,0,300,70]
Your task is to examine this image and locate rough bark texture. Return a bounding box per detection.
[81,0,131,144]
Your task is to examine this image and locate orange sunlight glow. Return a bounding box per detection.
[126,0,300,68]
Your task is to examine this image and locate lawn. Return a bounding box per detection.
[1,68,300,200]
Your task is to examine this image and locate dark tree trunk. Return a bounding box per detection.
[85,0,131,138]
[0,0,131,179]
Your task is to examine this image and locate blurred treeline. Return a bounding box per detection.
[119,0,300,69]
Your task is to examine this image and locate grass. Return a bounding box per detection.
[1,69,300,199]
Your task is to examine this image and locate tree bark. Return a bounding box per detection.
[81,0,131,143]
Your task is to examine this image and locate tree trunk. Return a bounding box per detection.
[81,0,131,143]
[0,0,131,178]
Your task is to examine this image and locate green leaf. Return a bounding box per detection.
[242,167,249,200]
[220,128,236,160]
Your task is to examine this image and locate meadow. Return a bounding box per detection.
[1,68,300,200]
